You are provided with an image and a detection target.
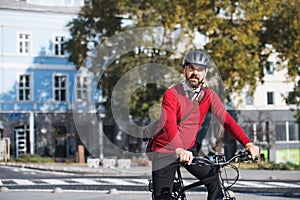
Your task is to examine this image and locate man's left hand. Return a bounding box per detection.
[245,143,260,160]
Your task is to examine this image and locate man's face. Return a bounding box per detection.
[184,64,207,89]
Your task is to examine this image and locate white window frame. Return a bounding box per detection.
[53,74,68,102]
[75,75,90,102]
[53,35,66,57]
[17,73,33,101]
[17,32,31,55]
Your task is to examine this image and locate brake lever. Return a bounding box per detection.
[238,151,251,162]
[239,151,258,162]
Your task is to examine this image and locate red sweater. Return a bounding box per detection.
[152,83,251,154]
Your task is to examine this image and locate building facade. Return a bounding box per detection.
[0,0,100,160]
[231,52,299,164]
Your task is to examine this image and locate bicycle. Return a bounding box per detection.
[148,151,255,200]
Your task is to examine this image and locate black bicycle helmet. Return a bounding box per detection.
[182,50,210,68]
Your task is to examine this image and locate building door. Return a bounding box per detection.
[54,125,67,159]
[14,125,30,157]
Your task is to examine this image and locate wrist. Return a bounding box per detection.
[175,148,185,156]
[245,142,253,148]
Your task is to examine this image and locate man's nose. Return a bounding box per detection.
[192,69,200,75]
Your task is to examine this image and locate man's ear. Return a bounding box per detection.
[182,68,186,78]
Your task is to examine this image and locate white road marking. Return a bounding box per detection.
[100,178,137,185]
[70,178,103,185]
[12,179,35,185]
[265,181,300,188]
[1,178,299,190]
[41,179,69,185]
[128,178,149,185]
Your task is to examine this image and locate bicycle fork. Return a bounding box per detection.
[218,168,236,200]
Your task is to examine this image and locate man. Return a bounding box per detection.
[150,50,260,200]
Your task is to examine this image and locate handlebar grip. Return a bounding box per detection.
[240,151,258,161]
[190,156,212,165]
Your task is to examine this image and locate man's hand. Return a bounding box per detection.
[175,148,193,165]
[244,143,260,160]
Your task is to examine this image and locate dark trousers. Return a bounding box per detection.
[152,153,223,200]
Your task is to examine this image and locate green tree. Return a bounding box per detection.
[65,0,124,67]
[66,0,299,122]
[128,1,272,97]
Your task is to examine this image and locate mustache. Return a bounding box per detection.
[188,75,199,80]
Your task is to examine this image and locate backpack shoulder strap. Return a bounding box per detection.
[177,88,206,124]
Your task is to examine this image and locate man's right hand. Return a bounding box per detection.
[175,148,193,165]
[244,143,260,160]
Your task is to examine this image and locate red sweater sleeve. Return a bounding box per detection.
[161,89,185,150]
[209,90,251,147]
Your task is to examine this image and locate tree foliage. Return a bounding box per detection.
[65,0,300,122]
[65,0,124,67]
[261,0,300,78]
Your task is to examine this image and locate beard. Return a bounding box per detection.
[187,75,201,89]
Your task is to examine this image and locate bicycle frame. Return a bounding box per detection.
[149,151,252,200]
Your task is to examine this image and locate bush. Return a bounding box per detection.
[258,161,300,170]
[239,161,300,170]
[269,162,299,170]
[12,154,53,163]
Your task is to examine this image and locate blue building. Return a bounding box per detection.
[0,0,99,160]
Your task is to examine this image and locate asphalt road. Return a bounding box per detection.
[0,191,298,200]
[0,163,299,199]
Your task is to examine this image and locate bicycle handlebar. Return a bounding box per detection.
[191,151,254,167]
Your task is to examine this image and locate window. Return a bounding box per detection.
[18,33,31,55]
[54,75,67,101]
[275,123,286,141]
[245,91,253,105]
[76,76,89,101]
[289,122,299,141]
[54,36,65,56]
[276,121,299,142]
[265,61,275,75]
[267,92,274,105]
[18,74,31,101]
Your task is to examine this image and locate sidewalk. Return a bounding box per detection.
[1,161,299,181]
[0,161,152,176]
